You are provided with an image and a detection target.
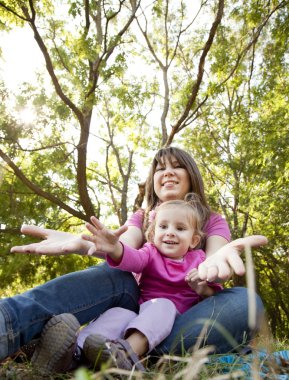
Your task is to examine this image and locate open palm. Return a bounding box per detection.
[11,225,94,256]
[198,235,268,282]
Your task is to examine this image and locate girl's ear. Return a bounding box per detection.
[189,235,201,250]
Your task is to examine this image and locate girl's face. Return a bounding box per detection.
[153,156,191,202]
[153,206,200,259]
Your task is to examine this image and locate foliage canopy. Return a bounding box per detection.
[0,0,288,338]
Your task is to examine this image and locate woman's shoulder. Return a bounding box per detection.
[207,212,227,224]
[125,208,145,228]
[204,212,231,240]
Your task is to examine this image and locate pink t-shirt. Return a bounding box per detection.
[107,243,223,314]
[125,209,231,242]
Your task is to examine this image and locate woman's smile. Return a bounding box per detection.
[162,180,178,187]
[154,156,191,201]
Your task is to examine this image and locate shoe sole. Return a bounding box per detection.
[83,334,111,370]
[31,313,80,375]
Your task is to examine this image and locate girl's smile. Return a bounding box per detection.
[153,206,200,260]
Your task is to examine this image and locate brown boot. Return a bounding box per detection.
[31,313,80,375]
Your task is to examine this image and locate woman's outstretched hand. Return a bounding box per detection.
[198,235,268,282]
[11,224,95,256]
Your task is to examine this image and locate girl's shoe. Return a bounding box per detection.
[82,334,110,370]
[83,334,146,372]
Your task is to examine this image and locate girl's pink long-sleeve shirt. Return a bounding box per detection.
[107,243,222,314]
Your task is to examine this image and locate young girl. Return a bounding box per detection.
[6,147,267,375]
[77,194,222,370]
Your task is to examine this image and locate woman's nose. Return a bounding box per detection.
[163,166,174,176]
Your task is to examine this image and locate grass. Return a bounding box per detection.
[1,246,289,379]
[1,337,289,380]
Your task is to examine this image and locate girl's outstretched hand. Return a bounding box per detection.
[11,225,95,256]
[82,216,128,257]
[198,235,268,282]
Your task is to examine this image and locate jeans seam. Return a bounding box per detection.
[66,289,139,315]
[0,304,15,341]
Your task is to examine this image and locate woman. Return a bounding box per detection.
[1,146,266,363]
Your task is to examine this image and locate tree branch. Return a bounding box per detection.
[217,1,288,89]
[20,4,84,125]
[0,148,89,222]
[86,0,141,99]
[165,0,224,146]
[0,1,30,21]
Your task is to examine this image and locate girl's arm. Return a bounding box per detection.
[82,216,126,262]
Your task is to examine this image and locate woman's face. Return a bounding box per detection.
[153,156,191,202]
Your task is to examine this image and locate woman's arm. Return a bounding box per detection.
[202,236,233,281]
[11,224,144,257]
[205,235,229,257]
[11,208,145,257]
[199,235,268,282]
[10,225,93,256]
[119,226,144,249]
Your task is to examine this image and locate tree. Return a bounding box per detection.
[181,0,289,336]
[0,0,288,337]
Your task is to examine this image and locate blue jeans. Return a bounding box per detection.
[0,263,264,360]
[155,286,264,355]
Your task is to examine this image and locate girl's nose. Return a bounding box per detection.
[166,229,175,236]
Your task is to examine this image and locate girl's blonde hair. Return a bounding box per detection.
[144,146,211,232]
[146,193,209,249]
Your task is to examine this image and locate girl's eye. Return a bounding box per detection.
[155,167,164,172]
[159,224,167,229]
[177,227,186,231]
